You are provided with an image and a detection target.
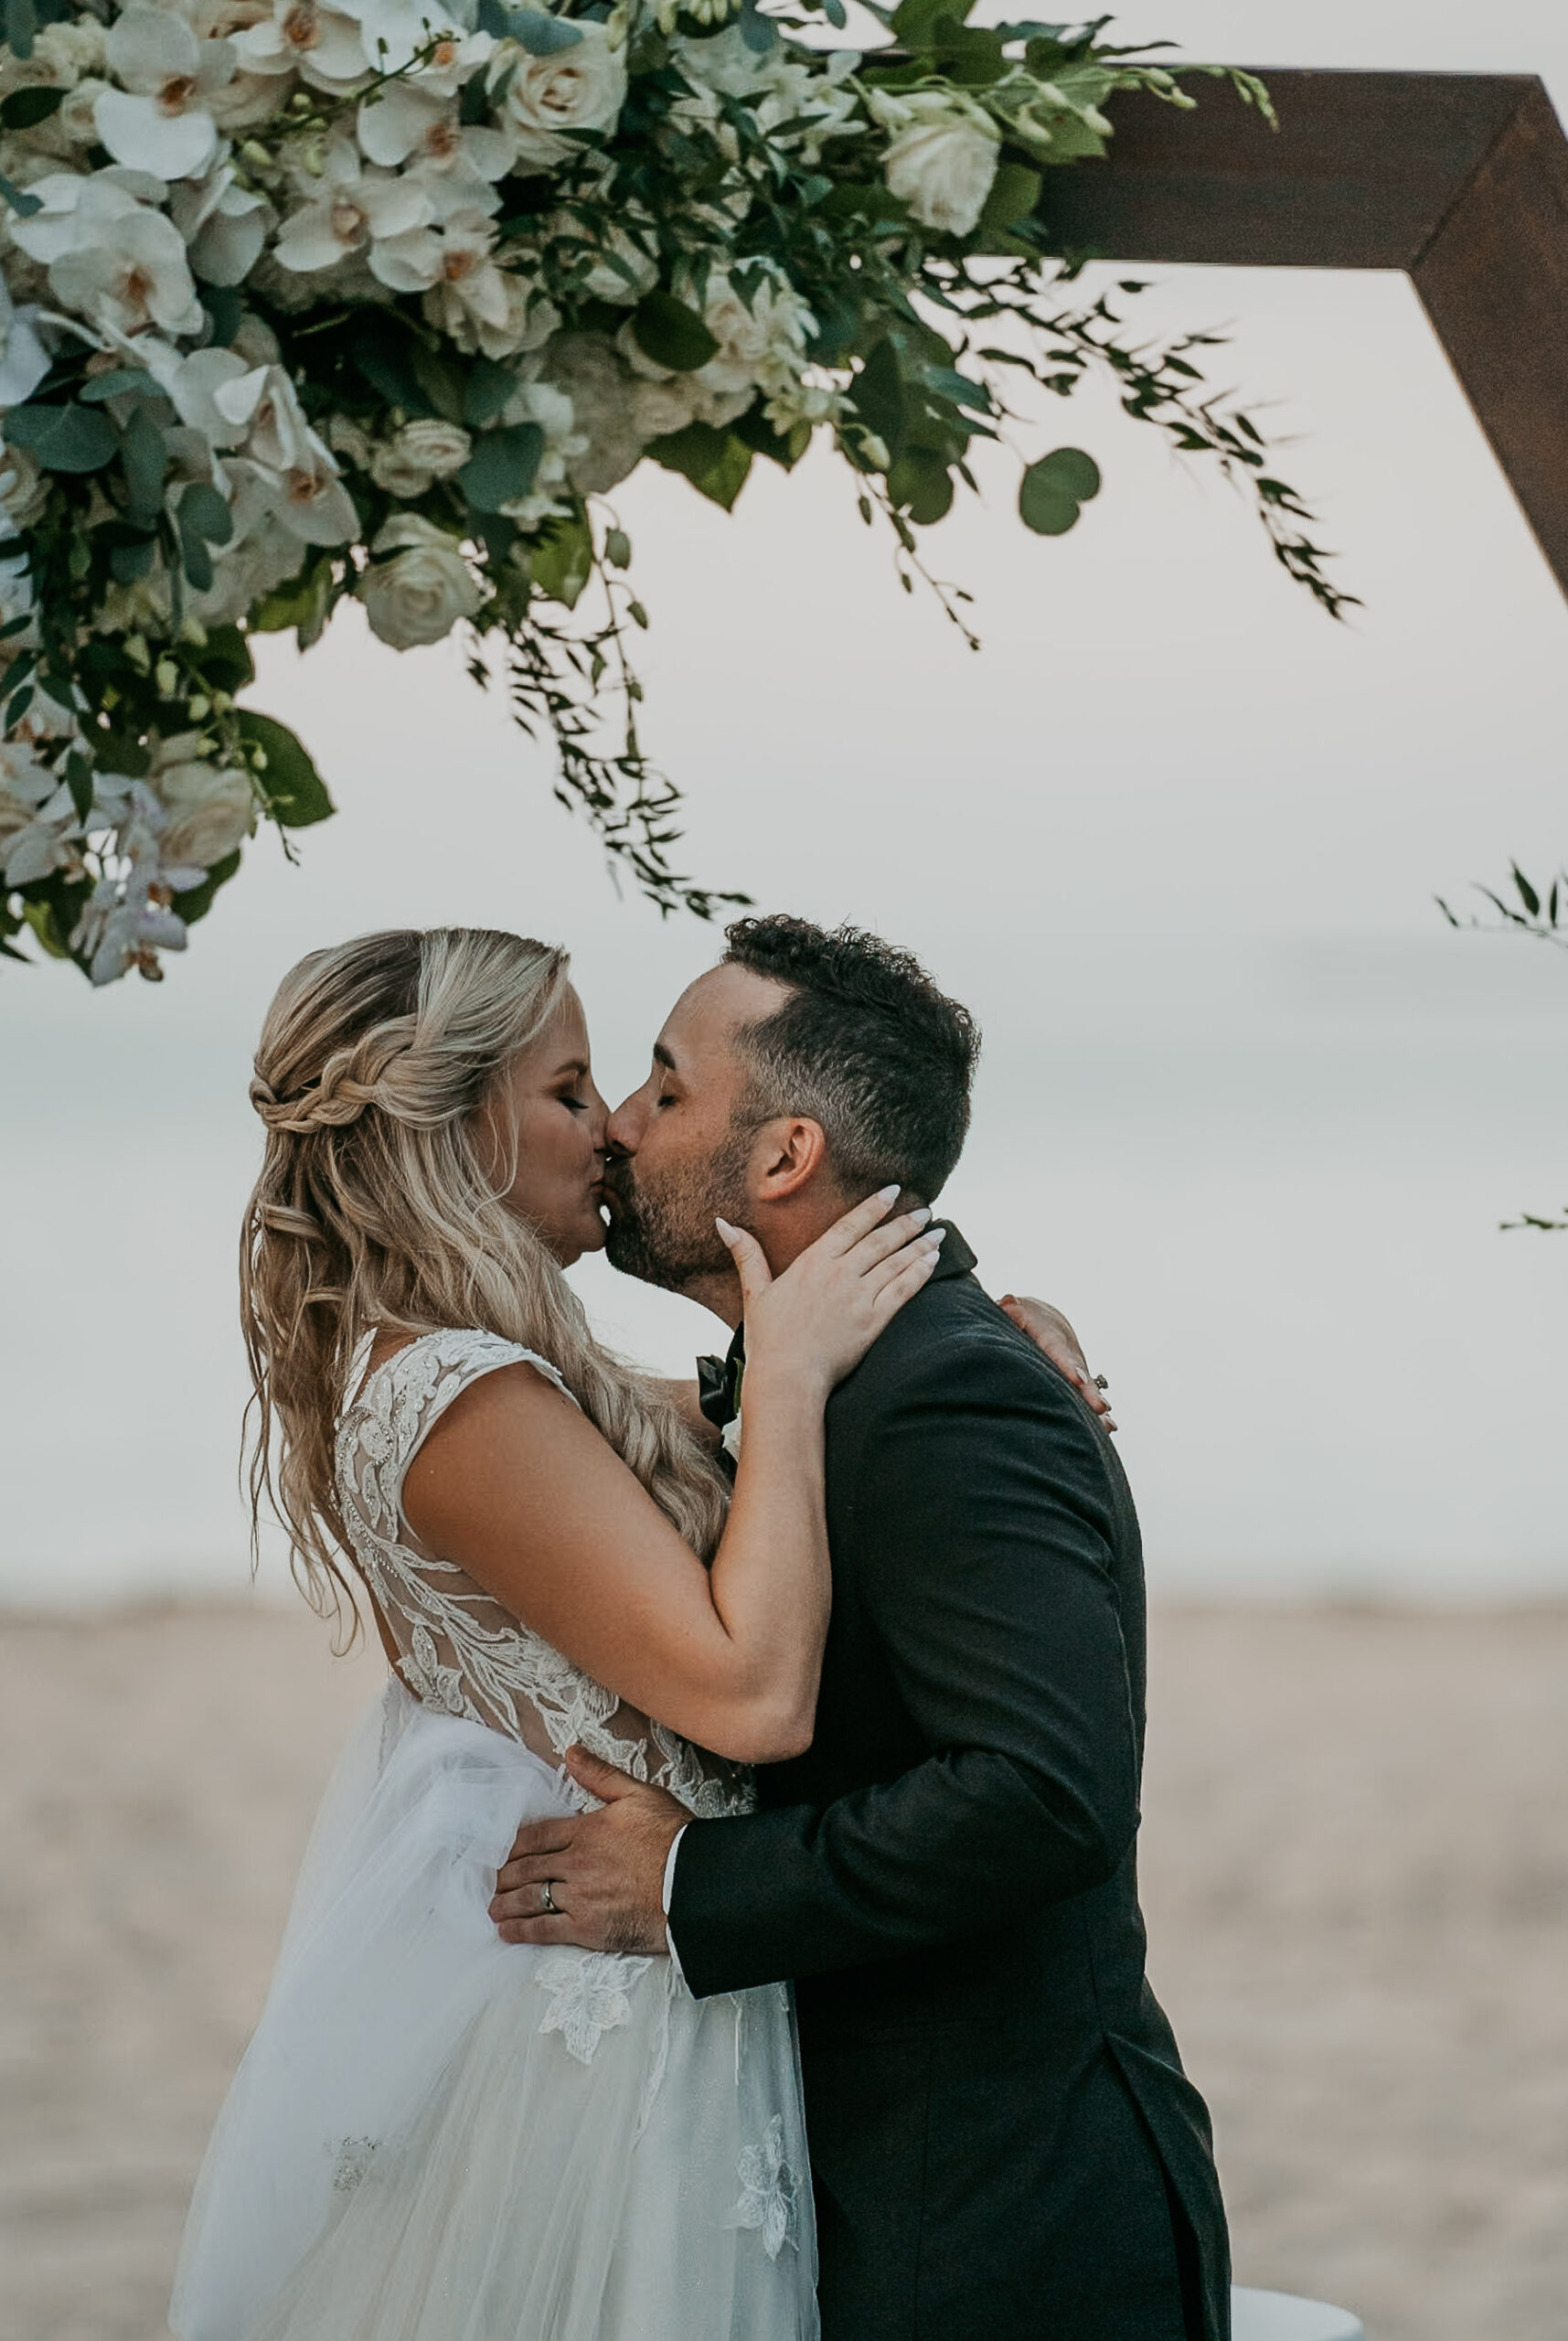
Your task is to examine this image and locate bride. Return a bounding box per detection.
[170,922,945,2341]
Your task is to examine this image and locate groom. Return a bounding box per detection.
[490,914,1230,2340]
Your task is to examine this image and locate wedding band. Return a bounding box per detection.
[539,1882,559,1916]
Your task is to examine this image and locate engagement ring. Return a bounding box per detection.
[539,1882,560,1916]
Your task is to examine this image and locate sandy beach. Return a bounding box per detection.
[1,1601,1563,2341]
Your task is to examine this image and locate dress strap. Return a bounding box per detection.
[352,1329,581,1534]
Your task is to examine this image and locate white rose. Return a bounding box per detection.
[492,25,626,169]
[869,89,1000,237]
[0,439,48,531]
[152,750,256,870]
[357,515,486,648]
[369,417,474,497]
[34,20,109,83]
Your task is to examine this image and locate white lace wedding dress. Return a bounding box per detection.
[171,1330,817,2341]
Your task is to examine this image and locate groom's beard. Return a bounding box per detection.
[602,1135,752,1292]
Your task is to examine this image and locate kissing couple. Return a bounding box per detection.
[172,914,1229,2341]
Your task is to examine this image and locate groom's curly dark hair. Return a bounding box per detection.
[722,914,980,1205]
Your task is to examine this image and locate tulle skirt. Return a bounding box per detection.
[171,1680,817,2341]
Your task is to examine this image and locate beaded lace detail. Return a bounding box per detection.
[334,1329,752,1821]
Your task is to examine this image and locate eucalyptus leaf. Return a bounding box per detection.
[458,422,544,514]
[109,535,157,585]
[179,530,215,592]
[512,7,582,52]
[120,403,169,521]
[0,83,63,128]
[463,356,517,431]
[1029,444,1101,501]
[3,0,37,61]
[632,290,719,374]
[4,401,117,473]
[78,369,160,404]
[888,447,954,526]
[0,172,43,218]
[353,328,438,419]
[1019,444,1101,534]
[848,339,905,455]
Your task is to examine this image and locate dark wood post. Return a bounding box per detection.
[1039,70,1568,597]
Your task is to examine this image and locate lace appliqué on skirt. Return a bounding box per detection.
[535,1951,651,2065]
[729,2114,801,2261]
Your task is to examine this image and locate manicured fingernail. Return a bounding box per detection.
[879,1183,900,1202]
[910,1205,932,1226]
[715,1215,736,1240]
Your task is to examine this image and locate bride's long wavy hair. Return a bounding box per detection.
[242,925,728,1641]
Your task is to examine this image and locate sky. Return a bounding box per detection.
[3,0,1567,1608]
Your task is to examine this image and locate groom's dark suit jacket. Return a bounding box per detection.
[672,1232,1229,2341]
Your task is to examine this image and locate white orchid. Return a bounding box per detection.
[411,208,557,359]
[13,169,206,340]
[0,279,51,409]
[211,363,360,540]
[341,0,470,77]
[273,134,433,282]
[72,856,191,984]
[357,77,513,188]
[0,742,80,888]
[234,0,369,97]
[170,159,273,284]
[93,6,238,181]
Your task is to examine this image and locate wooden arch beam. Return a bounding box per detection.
[1039,69,1568,598]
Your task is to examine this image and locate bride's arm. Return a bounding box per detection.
[400,1194,940,1765]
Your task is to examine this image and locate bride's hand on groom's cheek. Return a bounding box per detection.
[489,1748,686,1957]
[997,1295,1117,1430]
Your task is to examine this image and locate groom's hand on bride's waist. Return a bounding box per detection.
[489,1746,684,1957]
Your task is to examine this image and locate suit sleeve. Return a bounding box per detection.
[667,1342,1141,1998]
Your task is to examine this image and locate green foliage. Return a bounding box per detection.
[1438,863,1568,1230]
[632,290,720,373]
[5,401,117,474]
[235,711,335,828]
[528,509,593,608]
[459,424,545,514]
[1019,446,1101,534]
[0,83,62,128]
[647,422,753,511]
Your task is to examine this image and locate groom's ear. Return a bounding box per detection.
[752,1116,832,1204]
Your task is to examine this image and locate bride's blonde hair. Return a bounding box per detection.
[242,925,728,1640]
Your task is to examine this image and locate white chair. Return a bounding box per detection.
[1232,2286,1364,2340]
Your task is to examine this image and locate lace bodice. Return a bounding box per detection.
[334,1330,752,1821]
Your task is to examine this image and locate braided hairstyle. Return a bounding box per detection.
[242,926,728,1640]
